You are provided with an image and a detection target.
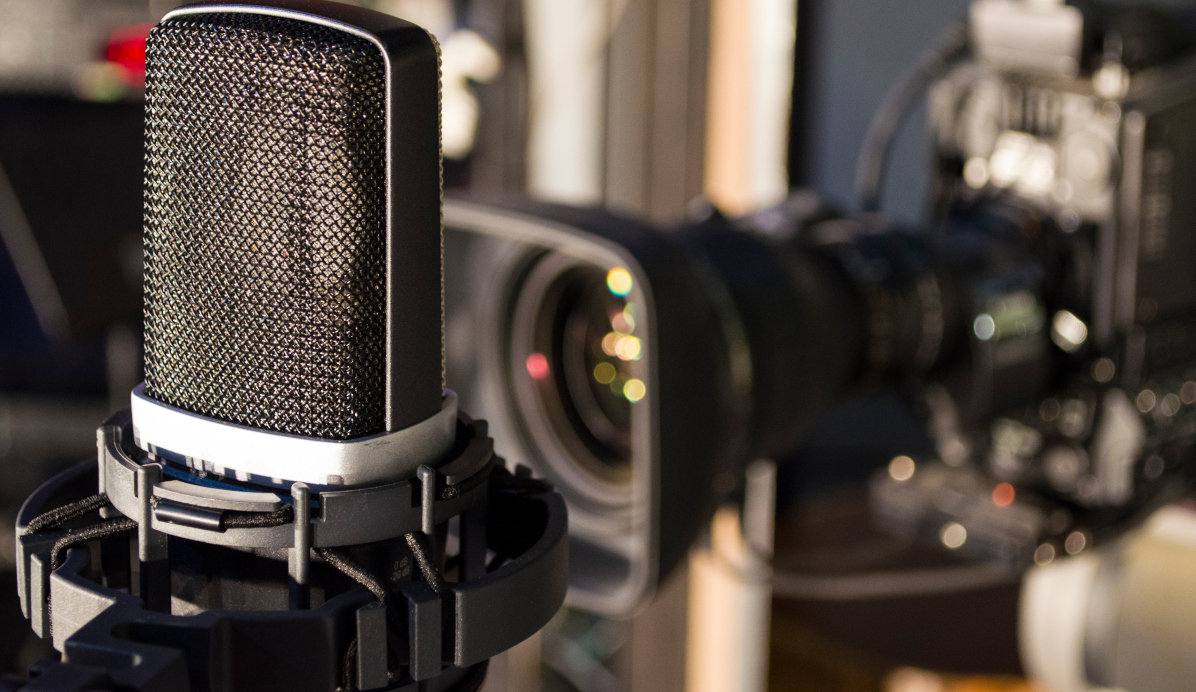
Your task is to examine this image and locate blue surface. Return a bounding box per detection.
[802,0,970,223]
[0,237,109,396]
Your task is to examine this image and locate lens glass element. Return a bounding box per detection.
[514,259,646,491]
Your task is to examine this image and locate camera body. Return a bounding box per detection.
[935,0,1196,346]
[871,0,1196,565]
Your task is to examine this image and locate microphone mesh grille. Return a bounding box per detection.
[143,12,389,440]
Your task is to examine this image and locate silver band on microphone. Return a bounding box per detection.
[130,383,458,489]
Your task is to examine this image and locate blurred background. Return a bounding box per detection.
[2,1,1195,691]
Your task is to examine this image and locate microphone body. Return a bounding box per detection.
[136,1,450,489]
[12,4,568,691]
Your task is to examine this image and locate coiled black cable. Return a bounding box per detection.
[855,21,969,213]
[49,517,138,572]
[404,532,450,595]
[22,493,110,535]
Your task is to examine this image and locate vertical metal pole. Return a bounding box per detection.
[136,462,169,612]
[98,425,120,520]
[289,482,311,610]
[418,464,438,566]
[685,460,776,692]
[418,465,436,536]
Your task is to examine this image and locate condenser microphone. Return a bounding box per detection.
[133,0,452,488]
[13,3,567,691]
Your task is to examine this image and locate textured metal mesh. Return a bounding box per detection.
[142,12,388,440]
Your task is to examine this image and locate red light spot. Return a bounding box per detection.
[106,23,155,87]
[992,482,1016,507]
[526,353,549,380]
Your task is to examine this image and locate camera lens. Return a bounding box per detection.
[510,254,647,506]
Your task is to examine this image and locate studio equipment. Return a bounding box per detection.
[442,0,1196,617]
[11,3,568,691]
[865,0,1196,568]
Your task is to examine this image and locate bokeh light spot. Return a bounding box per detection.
[593,362,616,384]
[601,332,620,356]
[1034,543,1056,566]
[615,336,642,361]
[888,455,915,481]
[973,314,996,341]
[611,310,633,334]
[992,482,1015,507]
[526,353,549,380]
[940,523,967,549]
[607,268,633,296]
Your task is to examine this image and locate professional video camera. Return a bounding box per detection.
[442,0,1196,620]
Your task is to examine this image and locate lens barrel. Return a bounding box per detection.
[444,194,1061,612]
